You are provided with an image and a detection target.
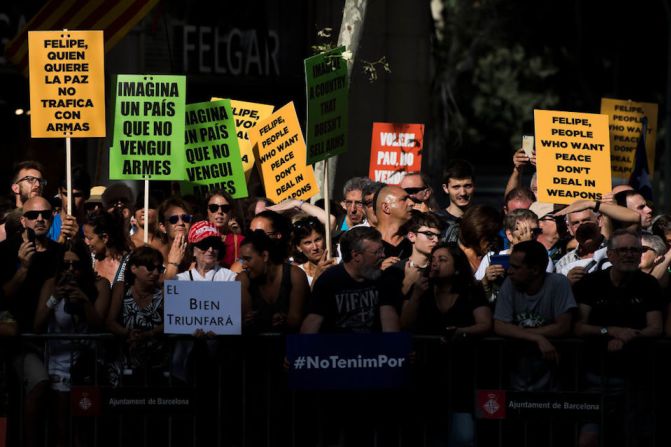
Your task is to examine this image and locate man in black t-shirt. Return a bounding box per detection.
[301,227,400,333]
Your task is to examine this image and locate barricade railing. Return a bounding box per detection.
[3,334,671,447]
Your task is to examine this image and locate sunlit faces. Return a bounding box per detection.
[382,186,413,221]
[363,192,378,226]
[639,241,658,272]
[13,168,45,205]
[408,226,441,256]
[342,189,365,226]
[239,243,268,279]
[566,210,599,237]
[207,194,231,230]
[626,193,653,228]
[193,238,221,269]
[21,197,52,237]
[505,218,539,244]
[400,174,430,209]
[297,230,325,264]
[250,216,280,239]
[505,198,532,214]
[537,215,559,247]
[162,206,191,239]
[83,223,107,259]
[443,177,473,208]
[134,207,158,230]
[430,247,455,279]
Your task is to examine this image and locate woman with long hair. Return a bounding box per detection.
[83,211,132,286]
[204,189,245,268]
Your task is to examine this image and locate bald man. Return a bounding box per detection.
[374,185,414,268]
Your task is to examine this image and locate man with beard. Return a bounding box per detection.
[0,161,47,243]
[437,160,475,243]
[301,226,401,333]
[333,177,370,240]
[0,196,64,447]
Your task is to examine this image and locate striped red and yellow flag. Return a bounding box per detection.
[6,0,159,76]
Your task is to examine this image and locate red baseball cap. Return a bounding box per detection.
[188,221,220,244]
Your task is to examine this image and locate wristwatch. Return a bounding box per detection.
[600,326,609,336]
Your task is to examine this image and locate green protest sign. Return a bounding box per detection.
[110,74,186,180]
[180,100,248,198]
[305,46,348,165]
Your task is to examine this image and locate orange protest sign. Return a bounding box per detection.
[368,123,424,185]
[249,102,319,203]
[211,97,274,176]
[29,30,105,138]
[600,98,657,180]
[534,110,611,205]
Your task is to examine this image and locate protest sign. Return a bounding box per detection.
[249,102,319,202]
[476,390,601,421]
[534,110,611,205]
[600,98,658,180]
[163,280,241,335]
[110,74,186,180]
[368,123,424,185]
[304,46,349,164]
[286,332,411,390]
[29,30,105,138]
[212,97,274,177]
[181,100,248,198]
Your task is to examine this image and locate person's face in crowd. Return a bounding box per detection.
[401,175,431,210]
[130,259,163,286]
[239,244,268,279]
[626,193,653,228]
[363,192,378,227]
[566,209,599,237]
[134,207,157,231]
[161,206,192,240]
[429,247,455,279]
[59,187,86,213]
[297,230,325,264]
[13,168,45,205]
[608,233,643,274]
[107,200,131,220]
[443,177,473,208]
[537,215,559,248]
[505,198,532,215]
[62,250,83,281]
[381,186,413,222]
[21,197,52,238]
[507,251,536,289]
[352,238,385,280]
[342,189,365,226]
[83,223,107,259]
[408,226,440,256]
[250,216,281,239]
[505,218,539,245]
[193,237,220,270]
[639,241,659,273]
[207,194,231,230]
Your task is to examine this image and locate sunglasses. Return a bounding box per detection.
[167,214,193,225]
[64,260,83,270]
[208,204,232,214]
[404,187,427,195]
[194,239,222,251]
[137,263,165,273]
[23,210,52,220]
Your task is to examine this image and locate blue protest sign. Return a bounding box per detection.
[286,332,412,390]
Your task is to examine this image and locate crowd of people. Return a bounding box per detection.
[0,151,669,446]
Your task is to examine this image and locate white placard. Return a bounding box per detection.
[164,280,241,335]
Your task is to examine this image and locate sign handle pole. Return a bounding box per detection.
[66,137,72,216]
[324,162,332,259]
[144,179,149,245]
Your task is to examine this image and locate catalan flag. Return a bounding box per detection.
[6,0,159,77]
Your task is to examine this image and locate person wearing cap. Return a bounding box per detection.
[102,183,134,239]
[176,221,237,282]
[84,185,106,219]
[529,202,565,263]
[47,165,90,244]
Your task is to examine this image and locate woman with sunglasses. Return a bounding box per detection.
[106,246,167,387]
[83,212,132,286]
[158,197,194,279]
[401,242,491,447]
[34,240,110,446]
[177,221,237,282]
[205,190,245,269]
[291,216,336,286]
[239,230,309,333]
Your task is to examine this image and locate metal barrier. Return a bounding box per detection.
[4,334,671,447]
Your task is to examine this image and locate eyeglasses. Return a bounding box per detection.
[194,240,221,251]
[60,189,84,199]
[613,247,643,255]
[16,176,47,187]
[343,200,363,209]
[208,204,231,214]
[138,263,165,273]
[23,210,52,220]
[167,214,193,224]
[416,230,441,240]
[294,218,320,231]
[64,260,83,270]
[404,187,428,195]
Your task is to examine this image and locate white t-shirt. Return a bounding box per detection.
[176,266,237,282]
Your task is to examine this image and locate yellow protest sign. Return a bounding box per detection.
[249,102,319,203]
[28,30,105,138]
[534,110,611,205]
[211,97,274,176]
[600,98,657,180]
